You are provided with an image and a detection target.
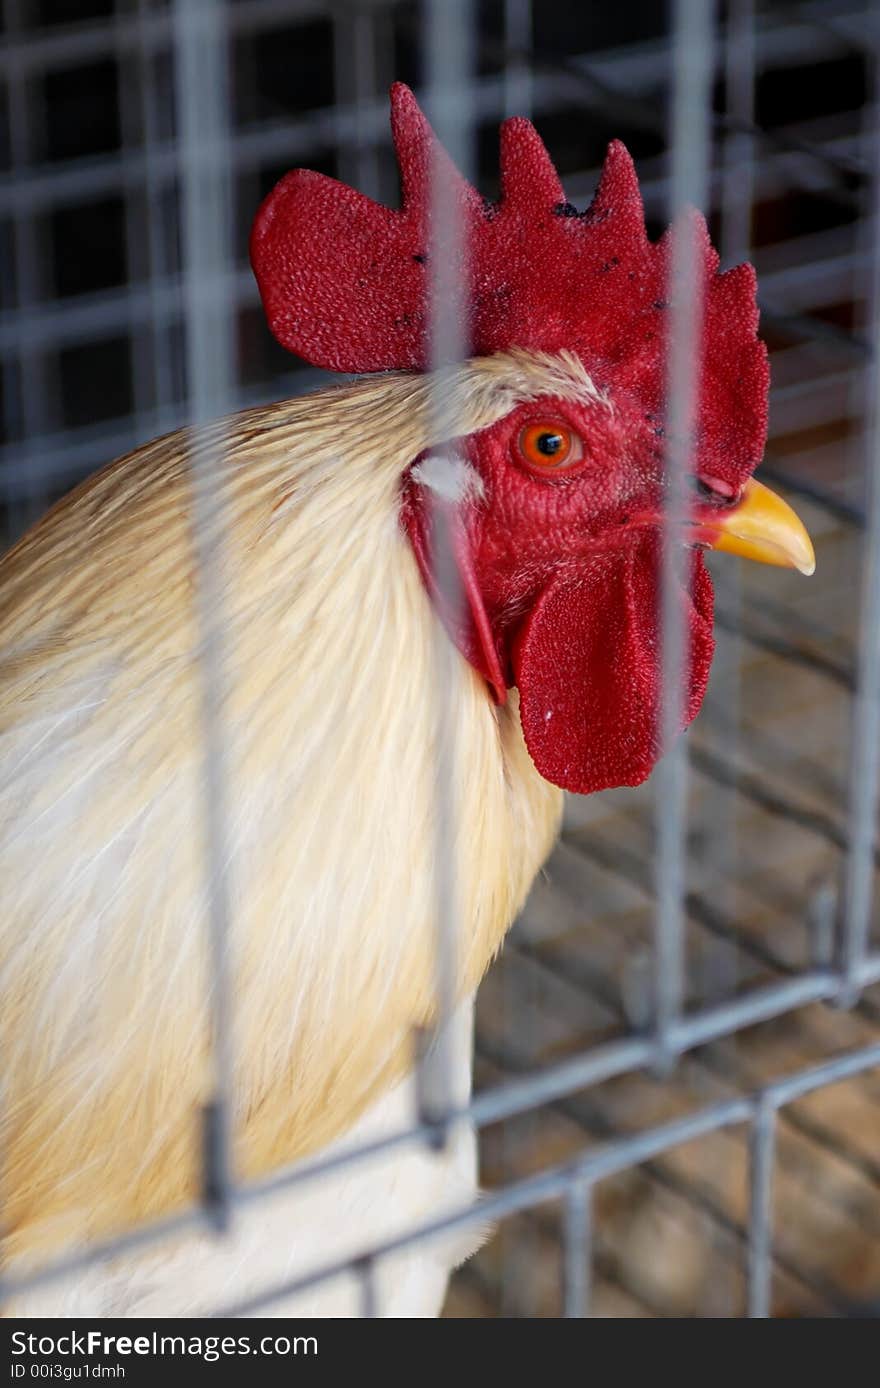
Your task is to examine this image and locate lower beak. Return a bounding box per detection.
[697,478,816,576]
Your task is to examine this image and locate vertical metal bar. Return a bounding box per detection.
[695,0,754,1317]
[333,2,382,202]
[416,0,476,1141]
[357,1256,379,1317]
[4,0,52,541]
[116,2,158,433]
[702,0,754,952]
[172,0,237,1228]
[720,0,755,272]
[136,0,180,431]
[653,0,716,1060]
[503,0,532,118]
[499,0,532,1312]
[840,6,880,1004]
[1,0,52,1299]
[562,1178,593,1318]
[747,1097,776,1318]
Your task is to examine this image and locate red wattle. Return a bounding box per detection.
[513,540,714,794]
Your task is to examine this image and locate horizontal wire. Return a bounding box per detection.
[5,960,880,1306]
[0,0,330,77]
[0,42,872,219]
[475,1030,862,1318]
[214,1035,880,1317]
[213,1097,755,1316]
[0,0,864,84]
[0,418,867,543]
[3,238,871,367]
[500,900,880,1203]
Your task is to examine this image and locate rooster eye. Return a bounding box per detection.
[517,421,584,474]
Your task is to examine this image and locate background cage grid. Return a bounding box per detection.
[2,0,880,1319]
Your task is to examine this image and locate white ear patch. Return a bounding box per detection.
[411,453,486,504]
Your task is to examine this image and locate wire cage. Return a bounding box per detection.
[2,0,880,1319]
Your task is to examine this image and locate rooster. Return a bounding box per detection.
[0,85,814,1317]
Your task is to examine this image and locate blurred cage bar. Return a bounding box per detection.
[3,0,880,1318]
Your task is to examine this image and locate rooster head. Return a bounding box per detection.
[250,83,814,795]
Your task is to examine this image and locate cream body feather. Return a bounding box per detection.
[0,352,592,1313]
[13,1000,481,1317]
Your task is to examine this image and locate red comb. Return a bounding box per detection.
[251,82,768,482]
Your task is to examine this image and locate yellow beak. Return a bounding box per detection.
[701,478,816,576]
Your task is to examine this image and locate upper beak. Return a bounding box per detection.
[697,478,816,576]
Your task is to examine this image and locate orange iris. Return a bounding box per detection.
[517,421,583,472]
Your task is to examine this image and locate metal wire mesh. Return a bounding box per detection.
[2,0,880,1319]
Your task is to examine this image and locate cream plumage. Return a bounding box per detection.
[0,82,813,1316]
[0,356,566,1315]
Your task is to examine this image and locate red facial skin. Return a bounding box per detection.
[251,83,770,794]
[401,388,733,794]
[454,395,664,653]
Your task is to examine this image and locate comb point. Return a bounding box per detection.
[499,117,565,207]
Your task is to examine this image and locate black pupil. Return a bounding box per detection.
[537,432,564,456]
